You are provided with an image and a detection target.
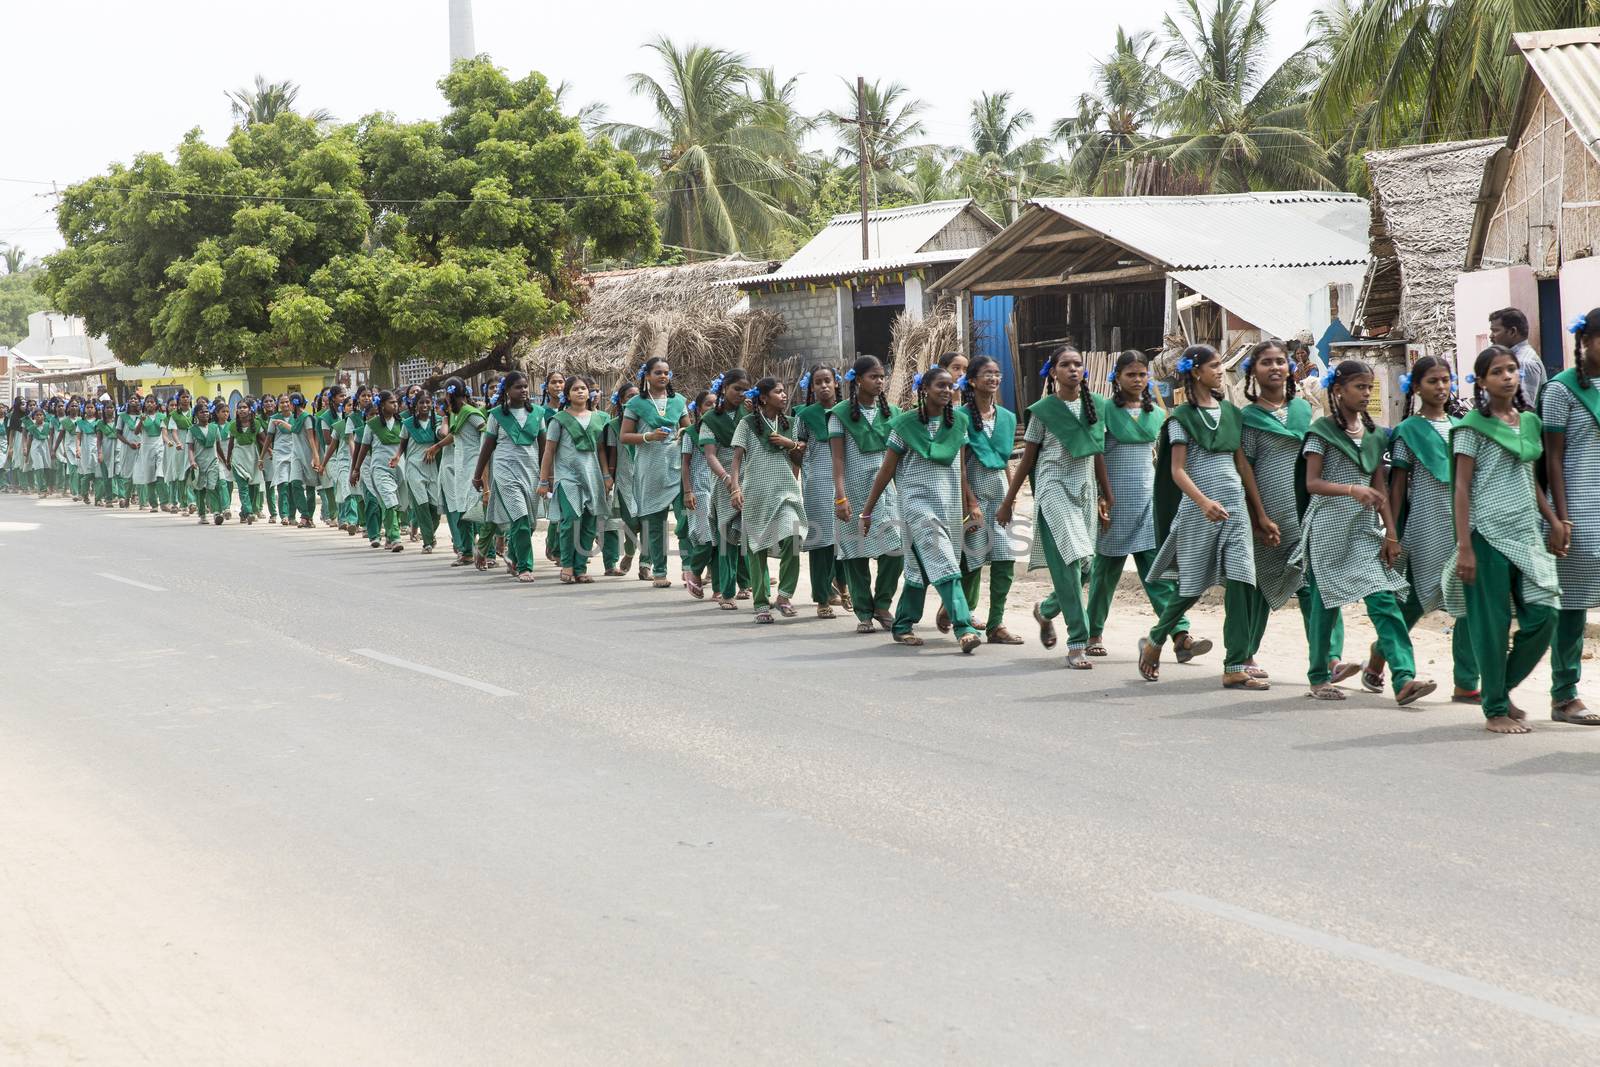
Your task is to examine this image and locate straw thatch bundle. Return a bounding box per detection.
[884,299,962,406]
[522,256,787,392]
[1362,139,1499,356]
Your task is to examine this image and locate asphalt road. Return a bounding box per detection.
[2,494,1599,1065]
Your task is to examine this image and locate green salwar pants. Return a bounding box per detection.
[807,544,840,605]
[264,480,278,517]
[364,492,383,541]
[1400,590,1479,692]
[474,519,498,561]
[1552,608,1588,704]
[561,512,598,575]
[1246,588,1346,664]
[412,502,440,548]
[1086,550,1188,640]
[1303,572,1413,692]
[961,559,1016,634]
[1151,580,1255,674]
[446,510,472,556]
[893,565,978,639]
[711,535,742,600]
[683,537,714,579]
[232,477,257,517]
[339,493,361,527]
[603,527,635,570]
[841,555,903,622]
[1034,519,1092,650]
[746,536,802,608]
[1461,532,1556,718]
[195,482,224,517]
[504,515,534,575]
[639,509,670,578]
[276,481,311,523]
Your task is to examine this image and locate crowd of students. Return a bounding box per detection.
[2,316,1595,733]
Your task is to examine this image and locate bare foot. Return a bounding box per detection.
[1486,716,1530,734]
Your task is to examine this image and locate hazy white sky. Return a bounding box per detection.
[1,0,1325,257]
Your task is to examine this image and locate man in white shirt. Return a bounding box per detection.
[1488,306,1547,408]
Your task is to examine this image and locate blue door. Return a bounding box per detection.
[972,295,1017,411]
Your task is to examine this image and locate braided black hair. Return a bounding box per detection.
[1571,308,1600,390]
[846,355,890,423]
[915,367,954,426]
[1472,345,1530,415]
[690,389,713,432]
[1044,344,1096,425]
[497,371,528,412]
[639,356,676,398]
[1241,339,1297,404]
[560,375,598,411]
[713,366,748,414]
[1326,359,1378,433]
[963,354,1000,430]
[1111,350,1155,413]
[1403,354,1465,419]
[803,363,838,406]
[749,377,792,436]
[540,370,566,409]
[1180,344,1222,408]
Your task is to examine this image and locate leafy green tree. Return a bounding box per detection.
[604,37,803,258]
[1054,28,1170,193]
[227,75,333,126]
[0,268,48,348]
[1310,0,1596,146]
[1144,0,1329,192]
[44,59,657,377]
[0,243,28,274]
[956,91,1055,221]
[819,79,930,205]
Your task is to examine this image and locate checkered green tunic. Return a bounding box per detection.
[682,430,714,545]
[608,422,636,518]
[482,410,540,526]
[547,415,611,519]
[796,417,836,551]
[1241,407,1307,610]
[962,413,1017,564]
[360,421,405,510]
[1390,420,1455,613]
[734,415,805,552]
[1291,435,1409,609]
[1148,416,1255,596]
[1441,425,1561,615]
[887,416,966,587]
[1542,378,1600,610]
[1025,399,1098,570]
[442,411,486,514]
[1098,420,1157,557]
[829,411,901,560]
[698,423,741,547]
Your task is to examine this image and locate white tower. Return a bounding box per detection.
[449,0,476,64]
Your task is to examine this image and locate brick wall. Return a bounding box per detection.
[750,287,849,366]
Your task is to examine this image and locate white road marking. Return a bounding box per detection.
[1157,890,1600,1036]
[0,521,40,532]
[350,648,515,698]
[95,572,166,592]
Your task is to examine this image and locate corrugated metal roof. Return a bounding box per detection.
[1515,29,1600,159]
[1169,264,1369,339]
[723,199,999,288]
[1032,192,1371,269]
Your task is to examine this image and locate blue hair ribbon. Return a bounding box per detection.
[1241,356,1254,373]
[843,368,856,382]
[1399,372,1412,393]
[912,372,924,391]
[1106,369,1117,384]
[955,374,968,391]
[709,373,725,393]
[687,400,697,413]
[743,386,760,401]
[636,365,647,380]
[1321,366,1337,388]
[1176,356,1194,374]
[1464,372,1476,385]
[797,372,811,392]
[1288,360,1298,374]
[1570,313,1589,335]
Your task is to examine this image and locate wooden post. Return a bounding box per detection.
[857,76,870,260]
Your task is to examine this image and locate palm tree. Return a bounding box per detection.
[0,243,25,274]
[1304,0,1387,191]
[957,91,1055,221]
[1309,0,1594,147]
[819,79,929,207]
[1053,28,1171,193]
[226,75,333,126]
[603,37,803,258]
[905,148,959,203]
[1145,0,1330,192]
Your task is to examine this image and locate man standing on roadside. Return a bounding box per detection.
[1488,307,1547,408]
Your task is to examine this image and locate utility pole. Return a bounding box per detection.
[856,75,870,259]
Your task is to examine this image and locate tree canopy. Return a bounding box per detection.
[42,59,658,374]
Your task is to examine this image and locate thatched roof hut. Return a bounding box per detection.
[524,256,786,391]
[1356,138,1500,357]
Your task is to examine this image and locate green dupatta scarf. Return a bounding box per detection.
[624,392,689,432]
[401,414,441,446]
[1101,394,1166,445]
[699,408,743,449]
[365,415,404,447]
[1026,393,1106,458]
[1240,397,1312,444]
[827,399,900,454]
[1541,368,1600,431]
[448,403,486,436]
[229,417,260,444]
[1390,414,1453,485]
[887,407,969,466]
[488,405,545,447]
[1453,409,1542,463]
[793,403,833,447]
[551,410,610,452]
[964,404,1017,470]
